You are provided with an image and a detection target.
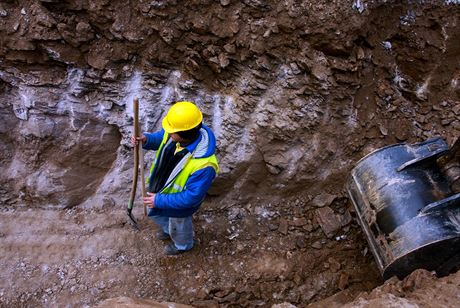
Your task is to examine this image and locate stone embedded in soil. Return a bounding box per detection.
[97,297,193,307]
[340,210,353,227]
[193,299,220,307]
[278,218,289,235]
[453,104,460,115]
[214,288,232,298]
[302,224,314,232]
[311,194,337,208]
[272,303,297,308]
[441,118,453,126]
[338,272,351,290]
[295,236,307,249]
[315,206,343,238]
[216,291,238,303]
[311,241,323,249]
[328,257,342,273]
[290,217,308,227]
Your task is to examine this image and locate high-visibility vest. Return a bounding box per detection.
[148,130,219,194]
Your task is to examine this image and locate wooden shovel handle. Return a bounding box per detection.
[135,99,147,216]
[128,98,140,210]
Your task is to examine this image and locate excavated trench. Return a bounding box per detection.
[0,0,459,307]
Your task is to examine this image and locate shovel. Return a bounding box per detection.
[127,97,147,229]
[139,142,147,217]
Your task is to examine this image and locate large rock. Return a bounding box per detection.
[96,296,192,307]
[315,206,352,238]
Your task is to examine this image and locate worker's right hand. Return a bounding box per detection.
[131,134,147,146]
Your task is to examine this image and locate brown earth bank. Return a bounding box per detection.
[95,268,460,307]
[0,0,459,307]
[310,269,460,308]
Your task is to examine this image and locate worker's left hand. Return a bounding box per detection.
[143,192,155,208]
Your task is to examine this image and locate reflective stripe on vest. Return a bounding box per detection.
[147,131,170,184]
[148,131,219,194]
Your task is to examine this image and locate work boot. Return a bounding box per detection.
[164,243,185,255]
[156,231,170,241]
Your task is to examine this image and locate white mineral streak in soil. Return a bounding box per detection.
[57,68,84,130]
[16,86,32,120]
[124,71,143,117]
[212,94,222,140]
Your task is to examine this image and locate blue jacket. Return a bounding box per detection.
[143,124,217,217]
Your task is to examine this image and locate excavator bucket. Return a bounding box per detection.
[347,137,460,280]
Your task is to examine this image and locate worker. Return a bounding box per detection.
[131,101,219,255]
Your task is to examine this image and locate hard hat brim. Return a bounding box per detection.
[162,116,180,134]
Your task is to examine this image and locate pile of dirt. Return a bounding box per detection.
[310,269,460,308]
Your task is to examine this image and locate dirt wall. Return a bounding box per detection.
[0,0,459,209]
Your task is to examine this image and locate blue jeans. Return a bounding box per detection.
[149,215,194,251]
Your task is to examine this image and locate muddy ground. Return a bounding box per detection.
[0,197,381,307]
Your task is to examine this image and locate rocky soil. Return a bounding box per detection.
[0,200,381,307]
[0,0,459,307]
[95,269,460,307]
[310,269,460,308]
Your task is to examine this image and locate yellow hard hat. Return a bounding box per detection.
[162,101,203,133]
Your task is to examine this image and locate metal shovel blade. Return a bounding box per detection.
[127,207,139,230]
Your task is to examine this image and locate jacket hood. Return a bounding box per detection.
[189,124,216,158]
